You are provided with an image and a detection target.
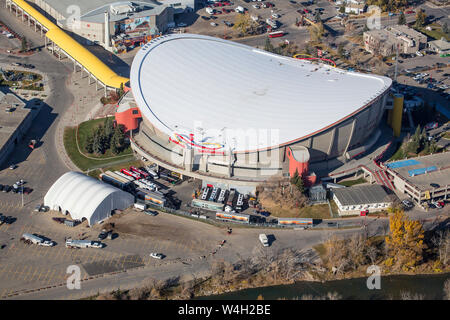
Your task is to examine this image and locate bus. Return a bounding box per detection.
[268,31,285,38]
[130,166,149,179]
[121,168,141,180]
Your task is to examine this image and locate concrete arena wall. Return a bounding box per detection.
[204,91,388,166]
[133,90,389,178]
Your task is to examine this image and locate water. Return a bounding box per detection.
[197,273,449,300]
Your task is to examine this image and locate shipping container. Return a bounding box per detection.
[215,211,250,224]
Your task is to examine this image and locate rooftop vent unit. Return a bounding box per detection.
[110,2,135,15]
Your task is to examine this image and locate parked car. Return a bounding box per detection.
[9,164,16,170]
[150,252,165,259]
[98,230,109,240]
[3,185,11,193]
[430,183,440,188]
[0,185,3,192]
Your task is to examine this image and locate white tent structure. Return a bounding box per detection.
[44,171,134,226]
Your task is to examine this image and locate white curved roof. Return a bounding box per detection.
[131,34,392,152]
[44,172,134,226]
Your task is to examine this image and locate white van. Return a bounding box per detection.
[259,234,269,247]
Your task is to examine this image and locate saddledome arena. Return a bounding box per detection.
[116,34,392,189]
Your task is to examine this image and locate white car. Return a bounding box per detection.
[416,51,423,57]
[210,22,218,26]
[150,252,164,259]
[272,13,280,18]
[252,4,260,9]
[40,240,55,247]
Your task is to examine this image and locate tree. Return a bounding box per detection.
[104,117,115,139]
[414,10,426,28]
[264,38,274,53]
[85,134,94,154]
[111,125,125,154]
[385,210,426,271]
[398,12,406,25]
[233,13,256,35]
[21,37,27,52]
[118,82,125,99]
[443,22,449,35]
[314,11,322,24]
[338,44,345,58]
[290,169,305,193]
[339,6,345,13]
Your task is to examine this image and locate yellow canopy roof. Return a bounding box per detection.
[12,0,129,89]
[46,29,129,88]
[12,0,57,31]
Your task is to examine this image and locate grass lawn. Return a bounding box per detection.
[270,203,332,219]
[64,126,135,171]
[338,177,367,187]
[77,118,132,159]
[417,26,450,41]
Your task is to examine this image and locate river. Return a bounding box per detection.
[196,273,449,300]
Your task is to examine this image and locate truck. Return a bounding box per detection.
[21,233,55,247]
[136,188,167,207]
[114,171,135,182]
[259,234,269,247]
[100,172,131,190]
[144,166,159,179]
[236,193,244,211]
[65,239,103,249]
[235,6,244,13]
[208,187,219,202]
[226,189,236,207]
[134,202,146,211]
[28,139,37,149]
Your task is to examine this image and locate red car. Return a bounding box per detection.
[223,2,231,5]
[360,210,369,216]
[405,10,414,14]
[437,201,445,207]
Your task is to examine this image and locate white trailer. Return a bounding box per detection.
[65,239,103,249]
[22,233,55,246]
[134,202,146,211]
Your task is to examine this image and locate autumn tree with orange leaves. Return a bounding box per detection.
[385,210,426,271]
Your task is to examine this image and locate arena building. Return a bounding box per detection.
[116,34,393,192]
[27,0,196,50]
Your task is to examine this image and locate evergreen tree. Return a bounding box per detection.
[443,22,449,35]
[85,134,94,154]
[104,117,114,140]
[264,38,274,53]
[398,12,406,25]
[21,37,27,52]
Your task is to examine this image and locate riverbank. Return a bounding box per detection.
[197,273,450,300]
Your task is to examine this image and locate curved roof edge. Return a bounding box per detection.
[131,33,392,154]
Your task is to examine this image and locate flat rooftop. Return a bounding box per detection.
[0,91,29,147]
[333,184,392,206]
[387,152,450,191]
[131,34,392,152]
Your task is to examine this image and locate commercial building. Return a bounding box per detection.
[26,0,196,51]
[428,38,450,56]
[44,171,135,226]
[364,25,427,56]
[332,184,393,216]
[384,153,450,206]
[116,33,392,192]
[345,3,366,15]
[0,90,40,167]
